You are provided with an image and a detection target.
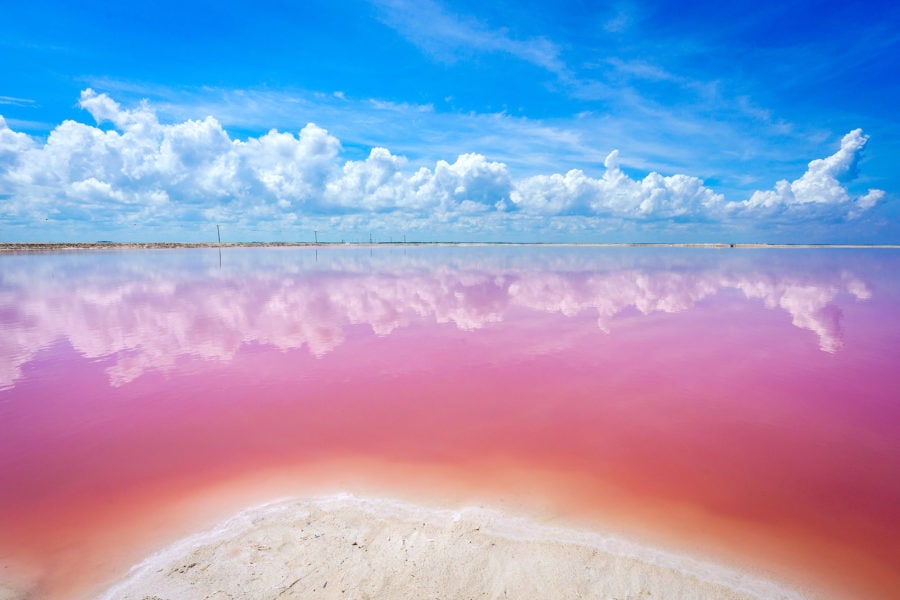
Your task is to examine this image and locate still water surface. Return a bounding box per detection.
[1,247,898,598]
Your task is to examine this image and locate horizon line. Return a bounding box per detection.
[2,242,899,252]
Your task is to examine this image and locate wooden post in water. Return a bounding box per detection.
[216,224,221,246]
[314,230,318,244]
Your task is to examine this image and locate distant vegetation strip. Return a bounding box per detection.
[1,242,898,252]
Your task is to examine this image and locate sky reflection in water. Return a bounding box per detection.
[0,247,879,389]
[0,247,898,598]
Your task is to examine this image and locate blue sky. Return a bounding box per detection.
[1,0,897,242]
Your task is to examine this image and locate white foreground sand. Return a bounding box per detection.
[98,494,804,600]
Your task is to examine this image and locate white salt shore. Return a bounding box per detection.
[98,494,805,600]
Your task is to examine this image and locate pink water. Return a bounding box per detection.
[1,247,898,598]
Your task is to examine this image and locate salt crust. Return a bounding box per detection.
[100,493,806,600]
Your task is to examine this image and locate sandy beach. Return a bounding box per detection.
[95,494,802,600]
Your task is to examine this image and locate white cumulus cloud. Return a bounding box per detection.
[0,116,35,169]
[0,90,886,235]
[510,150,725,218]
[740,129,884,218]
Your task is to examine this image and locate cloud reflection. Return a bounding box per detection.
[0,249,872,389]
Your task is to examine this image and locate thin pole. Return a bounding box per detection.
[314,230,318,244]
[216,224,221,246]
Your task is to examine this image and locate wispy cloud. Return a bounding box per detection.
[0,96,38,107]
[601,1,642,34]
[75,78,834,195]
[364,0,816,190]
[370,0,566,74]
[77,79,605,176]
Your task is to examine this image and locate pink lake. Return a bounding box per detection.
[1,246,898,598]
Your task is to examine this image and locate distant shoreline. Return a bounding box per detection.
[1,241,898,252]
